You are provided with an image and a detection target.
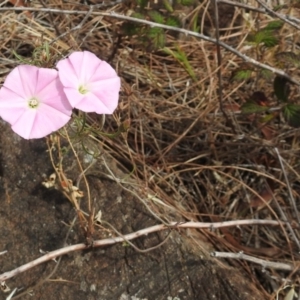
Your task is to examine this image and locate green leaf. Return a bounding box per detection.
[283,104,300,127]
[232,69,252,81]
[247,30,277,47]
[263,20,284,31]
[147,27,163,38]
[131,12,145,20]
[13,50,32,64]
[148,28,165,48]
[163,46,196,80]
[177,0,195,6]
[163,0,174,12]
[136,0,148,9]
[148,11,164,24]
[191,17,199,32]
[241,101,270,114]
[166,16,180,27]
[254,30,278,47]
[273,76,290,102]
[143,28,166,49]
[260,113,275,123]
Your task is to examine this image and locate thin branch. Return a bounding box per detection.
[6,288,17,300]
[102,220,172,253]
[219,0,266,14]
[211,251,294,271]
[255,0,300,30]
[212,0,232,130]
[63,128,92,213]
[49,5,95,46]
[0,219,284,283]
[220,0,300,25]
[274,147,300,225]
[273,147,300,252]
[0,7,299,85]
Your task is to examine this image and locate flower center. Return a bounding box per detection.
[28,97,39,109]
[78,84,89,95]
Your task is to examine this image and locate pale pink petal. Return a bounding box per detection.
[57,51,120,114]
[11,110,36,139]
[35,68,72,112]
[3,65,39,98]
[89,60,119,83]
[89,77,121,114]
[64,51,100,83]
[12,104,71,139]
[0,106,27,124]
[71,92,111,114]
[60,88,84,108]
[0,87,28,123]
[56,57,80,89]
[35,67,58,93]
[0,65,73,139]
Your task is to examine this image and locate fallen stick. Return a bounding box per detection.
[0,219,282,282]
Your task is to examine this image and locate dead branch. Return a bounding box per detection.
[0,219,283,283]
[0,6,299,85]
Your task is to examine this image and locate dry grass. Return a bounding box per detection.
[1,0,300,298]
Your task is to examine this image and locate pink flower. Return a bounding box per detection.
[56,51,120,114]
[0,65,72,139]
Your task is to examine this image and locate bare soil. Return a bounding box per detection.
[0,121,263,299]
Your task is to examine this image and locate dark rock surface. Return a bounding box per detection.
[0,121,263,300]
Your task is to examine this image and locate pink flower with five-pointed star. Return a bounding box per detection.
[0,65,72,139]
[56,51,120,114]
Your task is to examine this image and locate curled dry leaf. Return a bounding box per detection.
[259,124,275,140]
[42,173,56,189]
[250,189,273,210]
[42,173,84,199]
[0,281,10,293]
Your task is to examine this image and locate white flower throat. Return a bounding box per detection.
[28,97,39,109]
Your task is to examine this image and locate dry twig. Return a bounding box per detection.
[0,219,282,283]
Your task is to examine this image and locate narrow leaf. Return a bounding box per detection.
[241,101,269,114]
[177,0,195,5]
[232,69,252,81]
[148,11,165,24]
[263,20,284,30]
[12,50,32,64]
[254,30,278,47]
[166,16,180,27]
[259,113,275,123]
[273,76,290,102]
[163,47,196,80]
[136,0,148,9]
[148,28,165,48]
[163,0,174,12]
[283,104,300,127]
